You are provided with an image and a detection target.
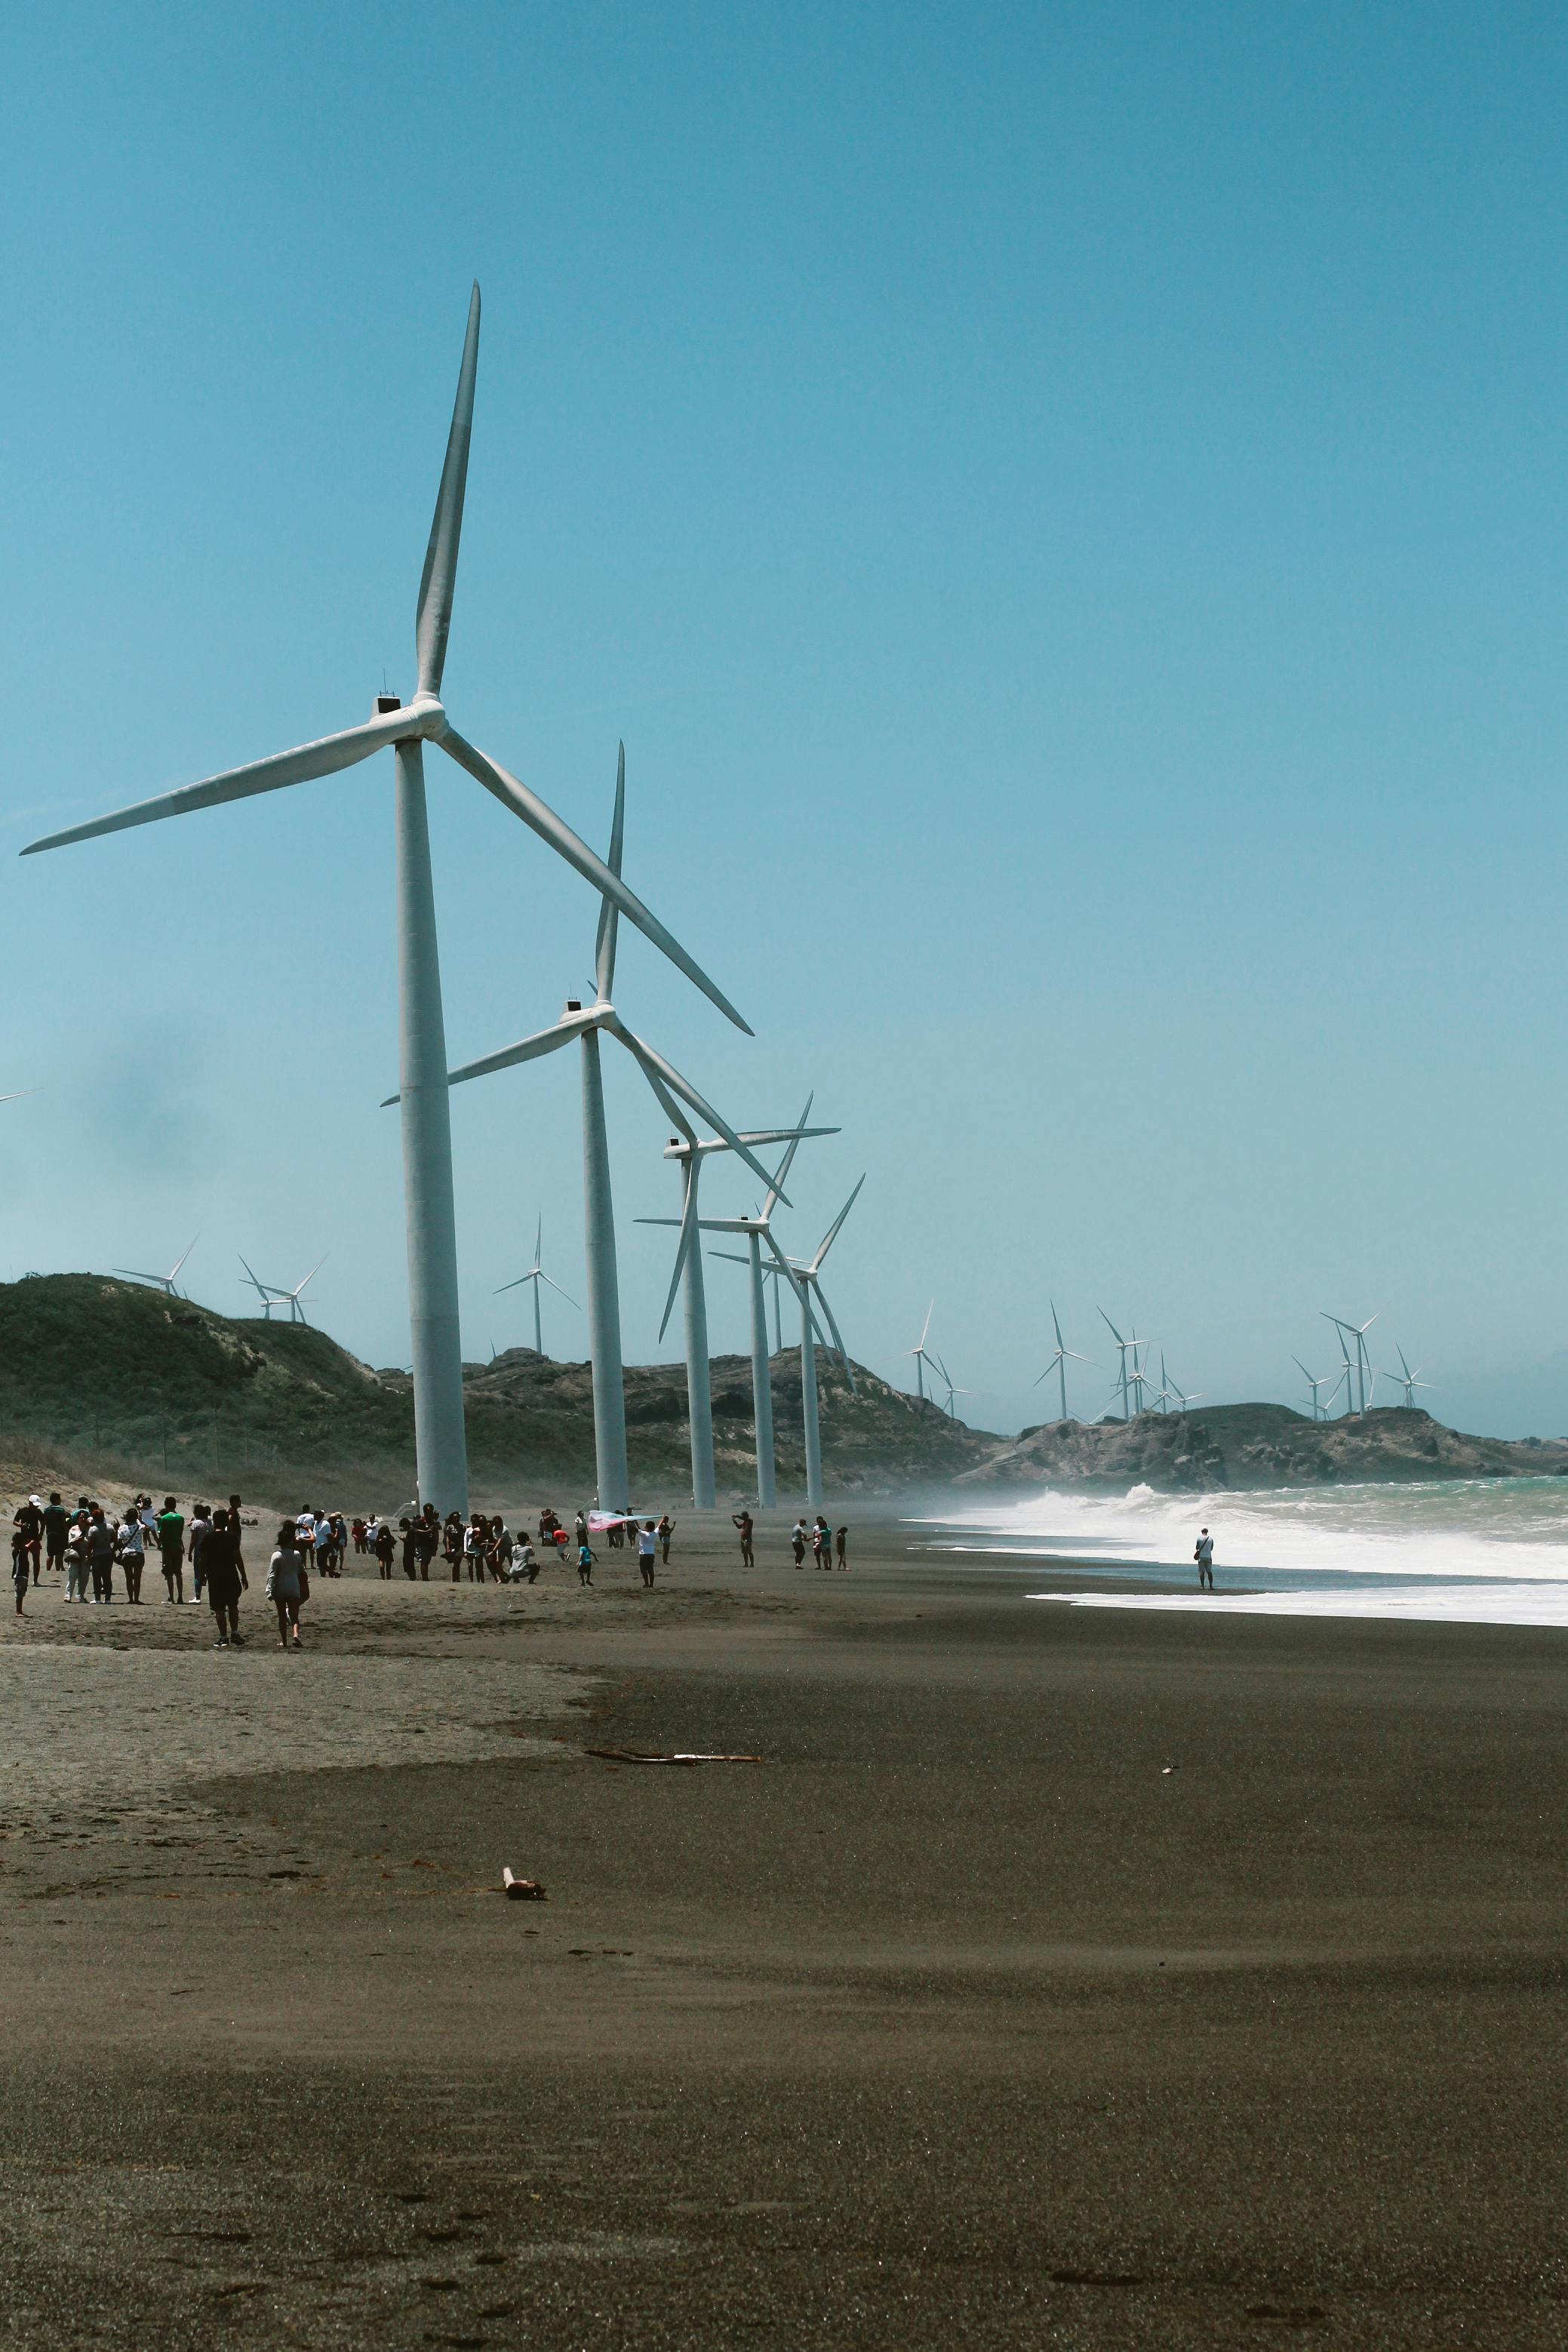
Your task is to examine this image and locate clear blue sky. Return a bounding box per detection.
[4,2,1568,1437]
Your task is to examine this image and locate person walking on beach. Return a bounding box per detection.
[187,1502,213,1603]
[637,1520,657,1588]
[835,1524,848,1570]
[157,1498,186,1603]
[1194,1527,1214,1590]
[576,1538,595,1587]
[15,1497,42,1587]
[575,1509,589,1551]
[790,1519,807,1569]
[811,1515,832,1570]
[10,1527,29,1615]
[374,1519,396,1579]
[657,1513,675,1566]
[733,1510,755,1568]
[203,1508,246,1648]
[62,1516,88,1603]
[266,1520,308,1648]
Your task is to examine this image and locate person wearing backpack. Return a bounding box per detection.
[156,1498,186,1603]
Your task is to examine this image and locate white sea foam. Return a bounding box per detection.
[913,1474,1568,1628]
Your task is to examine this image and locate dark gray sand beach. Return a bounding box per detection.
[1,1508,1565,2347]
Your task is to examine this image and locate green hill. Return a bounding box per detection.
[0,1274,990,1500]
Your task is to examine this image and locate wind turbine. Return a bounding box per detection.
[493,1217,579,1358]
[1293,1357,1330,1421]
[22,285,749,1520]
[1035,1302,1094,1425]
[1322,1311,1378,1416]
[681,1116,829,1508]
[906,1302,943,1401]
[115,1237,198,1299]
[426,749,778,1511]
[933,1352,970,1419]
[767,1180,865,1510]
[1161,1357,1204,1413]
[637,1098,837,1508]
[1098,1311,1134,1421]
[238,1254,325,1324]
[1394,1346,1434,1410]
[1127,1332,1158,1416]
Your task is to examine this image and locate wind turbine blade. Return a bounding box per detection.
[813,1279,855,1386]
[764,1093,814,1216]
[606,1019,782,1199]
[731,1125,838,1149]
[1065,1351,1097,1365]
[1050,1299,1065,1351]
[595,741,626,1004]
[709,1250,752,1265]
[810,1174,866,1274]
[23,708,415,857]
[632,1050,698,1148]
[410,1009,595,1102]
[493,1274,531,1294]
[656,1170,700,1343]
[435,727,752,1034]
[919,1299,934,1348]
[296,1256,327,1293]
[537,1272,580,1308]
[416,281,481,698]
[168,1235,200,1283]
[1098,1307,1125,1345]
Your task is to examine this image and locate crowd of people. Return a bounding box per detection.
[6,1491,848,1646]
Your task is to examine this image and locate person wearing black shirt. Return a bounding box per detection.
[42,1493,68,1582]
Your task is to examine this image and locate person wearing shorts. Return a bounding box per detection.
[157,1499,186,1603]
[266,1521,307,1648]
[1194,1528,1214,1591]
[732,1511,754,1568]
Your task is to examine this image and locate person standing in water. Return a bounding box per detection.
[1194,1527,1214,1591]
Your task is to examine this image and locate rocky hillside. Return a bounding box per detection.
[960,1401,1568,1493]
[0,1274,991,1499]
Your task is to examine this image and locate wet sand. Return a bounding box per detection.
[1,1506,1566,2346]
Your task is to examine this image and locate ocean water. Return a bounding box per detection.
[915,1476,1568,1628]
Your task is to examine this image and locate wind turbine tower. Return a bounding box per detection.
[1322,1311,1378,1416]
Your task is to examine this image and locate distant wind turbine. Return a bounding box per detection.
[1035,1302,1094,1425]
[1322,1310,1378,1416]
[116,1237,198,1299]
[1394,1346,1434,1410]
[238,1255,324,1325]
[933,1352,970,1419]
[493,1217,579,1359]
[1293,1357,1330,1421]
[906,1302,943,1402]
[768,1179,866,1510]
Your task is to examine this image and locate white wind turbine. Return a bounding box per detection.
[1322,1311,1378,1416]
[933,1352,971,1419]
[238,1253,324,1324]
[115,1237,198,1299]
[1035,1302,1094,1425]
[1098,1310,1135,1421]
[768,1179,866,1509]
[637,1097,837,1508]
[1160,1356,1204,1413]
[906,1302,942,1401]
[1394,1346,1434,1410]
[23,285,748,1519]
[683,1115,832,1508]
[493,1217,580,1358]
[1293,1357,1330,1420]
[426,749,779,1511]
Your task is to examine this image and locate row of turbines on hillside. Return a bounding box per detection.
[933,1299,1427,1427]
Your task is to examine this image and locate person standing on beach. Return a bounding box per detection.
[791,1519,807,1569]
[576,1539,595,1587]
[42,1493,67,1581]
[374,1520,396,1579]
[637,1520,657,1587]
[10,1530,29,1616]
[16,1498,42,1587]
[157,1498,186,1603]
[116,1508,145,1603]
[266,1520,307,1648]
[733,1510,755,1568]
[187,1502,213,1603]
[657,1514,675,1566]
[835,1525,848,1570]
[87,1508,117,1604]
[1194,1527,1214,1590]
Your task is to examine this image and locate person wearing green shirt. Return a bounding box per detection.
[156,1498,186,1603]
